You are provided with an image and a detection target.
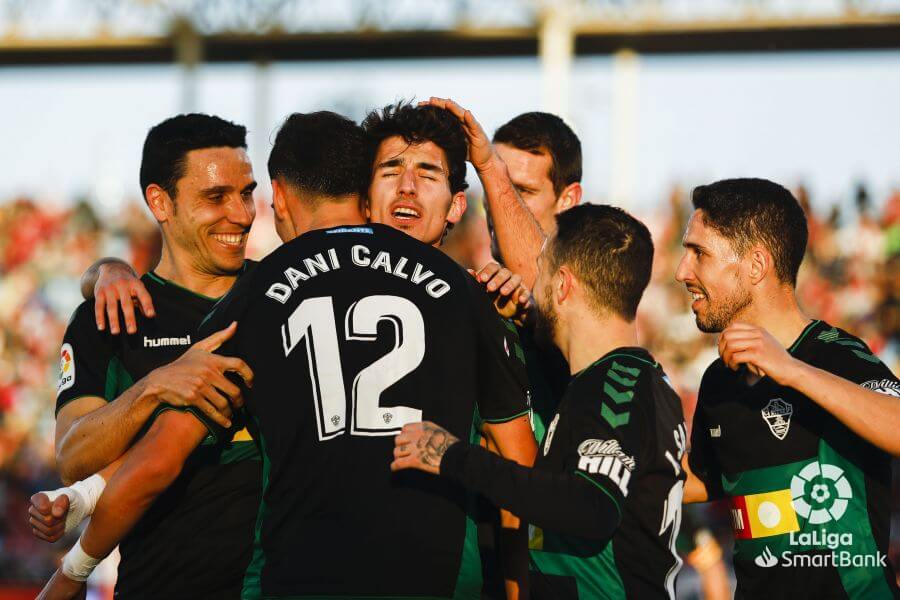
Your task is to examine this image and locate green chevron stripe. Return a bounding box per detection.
[610,361,640,377]
[603,382,634,404]
[606,369,636,388]
[601,404,630,428]
[852,349,880,364]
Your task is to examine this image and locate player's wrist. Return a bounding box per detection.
[61,538,101,582]
[438,440,468,479]
[474,151,504,177]
[778,356,807,389]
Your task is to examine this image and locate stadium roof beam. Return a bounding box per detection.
[1,13,900,66]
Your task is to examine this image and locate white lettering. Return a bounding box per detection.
[266,283,292,304]
[285,267,308,289]
[352,245,371,267]
[411,264,433,285]
[392,256,409,279]
[371,251,392,273]
[425,279,450,298]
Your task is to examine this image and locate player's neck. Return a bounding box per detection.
[290,202,366,239]
[738,289,812,349]
[561,314,639,375]
[154,244,238,300]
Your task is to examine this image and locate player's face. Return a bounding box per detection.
[163,147,256,276]
[532,243,561,350]
[495,143,560,234]
[675,209,751,333]
[368,136,466,247]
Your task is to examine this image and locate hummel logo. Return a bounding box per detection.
[710,425,722,438]
[143,335,191,348]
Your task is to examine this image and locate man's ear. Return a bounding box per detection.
[555,182,582,214]
[446,191,467,225]
[271,179,291,223]
[556,265,574,304]
[748,245,771,285]
[145,184,172,224]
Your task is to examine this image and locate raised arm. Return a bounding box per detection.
[424,98,546,286]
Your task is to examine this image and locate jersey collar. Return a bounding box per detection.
[573,346,658,380]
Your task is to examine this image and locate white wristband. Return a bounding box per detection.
[42,473,107,534]
[61,539,101,582]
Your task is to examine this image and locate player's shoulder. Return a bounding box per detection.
[799,320,879,365]
[63,298,105,338]
[568,347,664,413]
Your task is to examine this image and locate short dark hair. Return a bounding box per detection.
[362,101,469,195]
[691,178,808,286]
[268,111,368,200]
[549,204,653,321]
[493,112,582,196]
[139,113,247,199]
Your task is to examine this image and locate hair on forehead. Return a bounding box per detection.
[362,100,469,195]
[691,178,808,286]
[493,112,581,197]
[140,113,247,201]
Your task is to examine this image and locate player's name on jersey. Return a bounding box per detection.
[265,245,452,304]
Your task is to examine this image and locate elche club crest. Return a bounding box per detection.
[761,398,793,440]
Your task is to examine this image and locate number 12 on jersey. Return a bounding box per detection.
[282,295,425,441]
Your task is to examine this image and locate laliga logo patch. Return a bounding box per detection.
[862,379,900,397]
[57,343,75,395]
[761,398,793,440]
[791,461,852,525]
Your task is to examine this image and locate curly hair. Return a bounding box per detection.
[362,101,469,195]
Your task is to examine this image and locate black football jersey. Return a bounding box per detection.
[56,269,261,600]
[689,320,899,599]
[200,224,531,599]
[529,347,687,599]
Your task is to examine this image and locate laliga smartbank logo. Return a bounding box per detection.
[752,459,887,569]
[754,530,887,569]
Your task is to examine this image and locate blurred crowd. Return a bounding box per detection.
[1,183,899,589]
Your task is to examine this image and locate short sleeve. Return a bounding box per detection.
[467,276,531,423]
[688,400,723,498]
[687,368,724,497]
[56,302,116,415]
[564,370,651,511]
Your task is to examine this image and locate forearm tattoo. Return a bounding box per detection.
[417,424,458,468]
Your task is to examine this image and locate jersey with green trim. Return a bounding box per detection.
[529,347,687,599]
[55,269,261,600]
[199,224,531,599]
[689,320,899,599]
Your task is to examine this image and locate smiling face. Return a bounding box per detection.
[675,209,752,332]
[149,146,256,276]
[367,136,466,247]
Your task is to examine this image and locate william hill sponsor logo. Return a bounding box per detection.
[144,335,192,348]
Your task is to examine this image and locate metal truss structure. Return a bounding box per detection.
[0,0,898,65]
